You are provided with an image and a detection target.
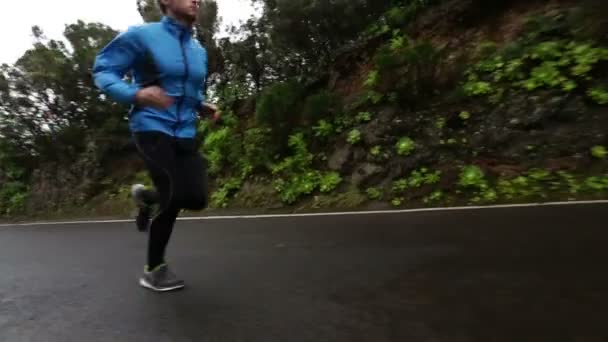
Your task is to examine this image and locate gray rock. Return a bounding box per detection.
[350,163,383,187]
[328,142,352,171]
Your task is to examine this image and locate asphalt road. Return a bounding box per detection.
[1,203,607,342]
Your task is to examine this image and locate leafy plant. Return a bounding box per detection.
[357,111,372,123]
[271,133,343,204]
[583,176,608,191]
[588,87,608,105]
[255,80,305,144]
[203,126,236,175]
[242,126,274,171]
[435,117,446,129]
[370,145,382,157]
[462,24,608,99]
[319,172,342,193]
[392,168,442,194]
[558,171,582,195]
[301,91,342,123]
[0,181,29,215]
[366,187,383,200]
[391,197,404,206]
[396,137,416,156]
[463,81,492,96]
[364,70,380,88]
[210,177,243,208]
[458,165,487,189]
[347,129,362,144]
[423,190,443,204]
[459,111,471,120]
[313,119,334,137]
[591,145,607,159]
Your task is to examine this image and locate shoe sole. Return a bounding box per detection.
[131,184,147,207]
[139,278,185,292]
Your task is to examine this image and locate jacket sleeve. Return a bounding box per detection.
[196,47,209,112]
[92,27,144,104]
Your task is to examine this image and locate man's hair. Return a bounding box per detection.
[157,0,167,14]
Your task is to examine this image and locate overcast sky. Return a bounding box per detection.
[0,0,257,64]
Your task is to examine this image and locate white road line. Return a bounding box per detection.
[0,199,606,228]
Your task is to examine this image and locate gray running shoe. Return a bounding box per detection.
[139,264,185,292]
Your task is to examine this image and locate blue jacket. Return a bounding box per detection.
[93,16,208,138]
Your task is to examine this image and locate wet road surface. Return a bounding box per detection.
[1,203,607,341]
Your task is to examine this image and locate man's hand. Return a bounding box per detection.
[135,86,173,109]
[200,102,222,123]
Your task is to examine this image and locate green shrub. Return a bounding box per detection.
[347,129,362,144]
[211,177,243,208]
[313,119,335,138]
[458,165,487,189]
[392,168,442,194]
[271,133,343,204]
[319,172,342,193]
[356,111,372,123]
[0,181,29,215]
[396,137,416,156]
[588,87,608,104]
[301,90,342,124]
[463,27,608,99]
[373,34,444,104]
[255,80,305,145]
[591,145,607,159]
[243,126,275,171]
[423,190,443,204]
[366,187,383,200]
[202,127,236,175]
[459,111,471,120]
[370,145,382,157]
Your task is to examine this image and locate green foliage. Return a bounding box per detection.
[391,197,404,206]
[347,129,362,145]
[459,111,471,120]
[588,87,608,104]
[0,181,29,215]
[458,165,488,189]
[356,111,372,123]
[273,171,319,204]
[435,117,446,129]
[333,112,356,133]
[242,126,275,171]
[381,0,442,30]
[423,190,443,204]
[313,120,335,138]
[396,137,416,156]
[366,187,383,200]
[583,175,608,191]
[203,127,233,175]
[271,133,343,204]
[463,81,493,96]
[319,172,342,193]
[591,145,607,159]
[211,177,243,208]
[301,91,342,124]
[370,146,382,157]
[392,168,442,194]
[255,80,305,144]
[493,170,608,200]
[364,70,380,88]
[372,33,444,104]
[463,20,608,99]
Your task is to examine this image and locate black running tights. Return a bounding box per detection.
[133,131,208,269]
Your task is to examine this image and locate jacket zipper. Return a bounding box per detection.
[175,31,189,136]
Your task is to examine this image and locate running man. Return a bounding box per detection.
[92,0,220,292]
